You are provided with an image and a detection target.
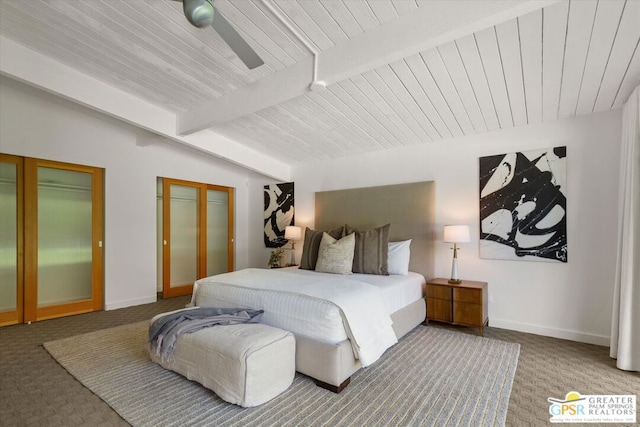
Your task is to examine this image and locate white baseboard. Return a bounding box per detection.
[105,295,157,311]
[489,318,611,347]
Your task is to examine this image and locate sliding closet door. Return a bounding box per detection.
[206,186,234,276]
[162,179,200,298]
[161,178,234,298]
[24,158,104,322]
[0,154,23,326]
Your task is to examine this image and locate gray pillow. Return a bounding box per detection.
[315,232,356,275]
[299,226,344,270]
[345,223,390,275]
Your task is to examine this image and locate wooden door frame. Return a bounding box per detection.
[207,184,235,273]
[0,154,24,327]
[161,178,234,298]
[162,178,201,298]
[24,158,104,322]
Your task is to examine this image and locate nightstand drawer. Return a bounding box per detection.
[425,278,488,336]
[426,298,452,322]
[426,285,452,300]
[453,288,483,304]
[453,302,483,325]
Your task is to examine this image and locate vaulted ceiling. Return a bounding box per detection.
[1,0,638,179]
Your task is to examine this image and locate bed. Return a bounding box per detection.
[192,181,435,392]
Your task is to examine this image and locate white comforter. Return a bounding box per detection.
[192,268,399,367]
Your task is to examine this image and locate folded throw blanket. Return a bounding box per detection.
[148,307,264,362]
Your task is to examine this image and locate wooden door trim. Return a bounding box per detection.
[91,167,104,311]
[36,299,95,321]
[225,186,235,272]
[23,157,104,322]
[198,186,207,280]
[162,179,198,298]
[211,185,235,272]
[204,184,234,272]
[160,179,234,298]
[24,158,38,322]
[0,154,24,326]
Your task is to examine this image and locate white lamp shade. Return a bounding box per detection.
[444,225,470,243]
[284,226,302,240]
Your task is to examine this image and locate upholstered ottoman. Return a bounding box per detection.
[149,319,295,407]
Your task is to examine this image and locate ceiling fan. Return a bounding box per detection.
[172,0,264,70]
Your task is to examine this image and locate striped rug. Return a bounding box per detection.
[44,322,519,427]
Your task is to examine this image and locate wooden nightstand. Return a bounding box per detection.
[425,278,489,336]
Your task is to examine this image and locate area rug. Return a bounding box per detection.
[44,322,519,427]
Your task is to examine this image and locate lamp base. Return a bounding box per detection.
[449,250,461,285]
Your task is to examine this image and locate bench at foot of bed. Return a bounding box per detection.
[150,321,296,407]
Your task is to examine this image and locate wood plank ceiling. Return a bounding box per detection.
[1,0,639,165]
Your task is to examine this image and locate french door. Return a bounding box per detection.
[0,154,104,326]
[159,178,234,298]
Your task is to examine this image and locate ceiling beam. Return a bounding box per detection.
[177,0,560,135]
[0,36,291,181]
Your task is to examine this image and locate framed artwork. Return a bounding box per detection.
[264,182,294,248]
[479,146,567,263]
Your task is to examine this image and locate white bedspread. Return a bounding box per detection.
[192,268,399,367]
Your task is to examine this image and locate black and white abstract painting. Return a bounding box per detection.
[264,182,294,248]
[479,146,567,263]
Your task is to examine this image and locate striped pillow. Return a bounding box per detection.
[346,224,390,275]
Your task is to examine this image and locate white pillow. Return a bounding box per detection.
[315,232,355,275]
[387,240,412,275]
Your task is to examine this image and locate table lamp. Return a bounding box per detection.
[444,225,470,284]
[284,226,302,266]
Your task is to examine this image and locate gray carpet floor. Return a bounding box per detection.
[1,296,638,426]
[44,321,519,427]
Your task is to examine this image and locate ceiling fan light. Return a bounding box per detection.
[183,0,215,28]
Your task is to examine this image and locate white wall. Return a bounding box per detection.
[2,75,623,345]
[289,110,622,346]
[0,78,257,310]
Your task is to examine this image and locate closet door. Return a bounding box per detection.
[0,154,23,326]
[162,179,200,298]
[160,179,234,298]
[24,158,104,322]
[206,186,234,276]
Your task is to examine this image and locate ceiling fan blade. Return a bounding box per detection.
[212,10,264,70]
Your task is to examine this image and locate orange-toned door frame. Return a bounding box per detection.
[0,154,24,327]
[23,158,104,322]
[161,178,234,299]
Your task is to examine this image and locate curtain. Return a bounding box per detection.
[610,85,640,371]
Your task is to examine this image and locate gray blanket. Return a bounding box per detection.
[148,307,264,362]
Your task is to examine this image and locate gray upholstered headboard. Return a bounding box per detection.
[314,181,435,279]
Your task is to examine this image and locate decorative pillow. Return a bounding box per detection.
[387,240,412,275]
[315,232,356,275]
[299,226,344,270]
[345,224,390,275]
